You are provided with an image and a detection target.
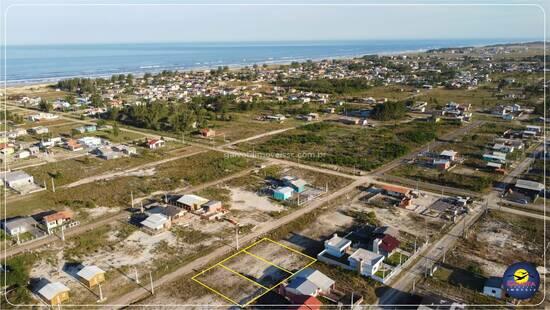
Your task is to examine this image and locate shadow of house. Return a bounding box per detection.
[62,262,83,279]
[254,290,292,309]
[444,264,486,292]
[376,286,422,306]
[285,233,323,257]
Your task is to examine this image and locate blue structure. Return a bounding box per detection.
[282,176,307,193]
[273,186,293,201]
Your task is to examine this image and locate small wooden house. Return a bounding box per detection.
[38,282,70,305]
[77,265,106,288]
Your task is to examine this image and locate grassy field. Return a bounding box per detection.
[414,87,499,109]
[239,120,459,172]
[390,122,529,192]
[391,164,495,193]
[24,145,196,186]
[7,151,256,217]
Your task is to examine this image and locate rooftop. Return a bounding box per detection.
[38,282,70,300]
[77,265,105,281]
[325,234,351,250]
[349,248,384,265]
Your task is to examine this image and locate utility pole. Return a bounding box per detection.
[149,271,154,295]
[325,182,328,193]
[134,266,140,284]
[131,191,134,209]
[43,179,47,191]
[97,283,105,302]
[51,178,55,193]
[235,226,240,250]
[424,217,428,244]
[61,225,65,241]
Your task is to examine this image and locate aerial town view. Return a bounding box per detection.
[0,1,547,309]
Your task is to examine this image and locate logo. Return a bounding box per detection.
[502,262,540,300]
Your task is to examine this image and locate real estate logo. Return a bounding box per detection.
[502,262,540,300]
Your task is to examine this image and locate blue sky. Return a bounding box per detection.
[2,0,546,45]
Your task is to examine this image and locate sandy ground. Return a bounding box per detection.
[83,206,121,219]
[229,187,283,213]
[299,208,355,240]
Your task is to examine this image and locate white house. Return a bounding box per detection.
[324,234,351,258]
[140,214,170,233]
[440,150,457,161]
[348,248,384,277]
[3,171,34,188]
[176,194,209,210]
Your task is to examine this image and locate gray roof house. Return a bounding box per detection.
[1,216,39,236]
[285,268,335,297]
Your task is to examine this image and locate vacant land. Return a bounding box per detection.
[390,122,529,192]
[24,145,198,187]
[418,210,544,305]
[239,121,459,172]
[7,151,256,217]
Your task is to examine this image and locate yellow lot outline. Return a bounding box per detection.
[191,237,317,307]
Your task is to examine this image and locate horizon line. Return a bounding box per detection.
[4,37,543,47]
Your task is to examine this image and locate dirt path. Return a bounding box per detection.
[63,149,206,189]
[106,177,366,308]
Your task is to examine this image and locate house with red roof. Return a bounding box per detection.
[373,234,400,257]
[146,138,165,149]
[288,295,322,310]
[42,210,74,233]
[199,128,216,138]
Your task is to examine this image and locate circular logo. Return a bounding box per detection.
[502,262,540,300]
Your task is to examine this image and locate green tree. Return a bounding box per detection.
[39,99,52,112]
[91,93,104,108]
[113,121,120,137]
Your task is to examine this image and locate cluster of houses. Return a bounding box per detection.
[492,103,523,120]
[137,194,225,234]
[317,226,403,283]
[434,102,472,123]
[1,209,77,242]
[366,184,415,209]
[271,176,308,201]
[482,125,541,172]
[414,149,459,172]
[34,264,105,305]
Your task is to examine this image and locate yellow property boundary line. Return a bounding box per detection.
[191,238,317,307]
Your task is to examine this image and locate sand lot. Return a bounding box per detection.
[229,187,283,213]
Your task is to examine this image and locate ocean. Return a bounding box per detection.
[1,39,532,85]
